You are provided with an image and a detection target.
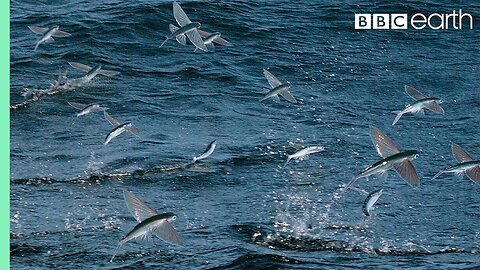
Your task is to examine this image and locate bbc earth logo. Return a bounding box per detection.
[355,10,473,30]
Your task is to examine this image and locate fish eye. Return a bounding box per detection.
[438,100,443,104]
[171,216,176,220]
[413,154,419,159]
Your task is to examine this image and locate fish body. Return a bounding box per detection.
[346,127,420,190]
[284,146,324,166]
[355,150,418,179]
[29,25,71,51]
[260,83,291,102]
[432,143,480,184]
[111,190,183,262]
[120,213,177,244]
[362,189,383,216]
[84,65,102,81]
[203,32,221,45]
[193,140,217,163]
[68,102,106,116]
[160,2,207,52]
[168,22,200,39]
[103,112,139,145]
[104,122,134,145]
[392,86,444,125]
[198,29,232,46]
[66,62,119,87]
[261,69,296,103]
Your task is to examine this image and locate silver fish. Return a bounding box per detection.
[284,146,324,167]
[103,111,139,145]
[193,140,217,163]
[194,32,221,52]
[346,127,420,190]
[392,85,444,125]
[68,102,107,117]
[66,62,120,86]
[198,29,232,46]
[431,143,480,184]
[28,25,71,51]
[362,189,383,216]
[111,190,183,261]
[160,22,202,48]
[260,69,296,103]
[160,2,207,52]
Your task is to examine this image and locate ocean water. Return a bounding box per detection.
[10,0,480,269]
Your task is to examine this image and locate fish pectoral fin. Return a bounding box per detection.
[28,25,48,34]
[104,111,121,126]
[173,1,192,27]
[466,165,480,184]
[206,42,215,50]
[126,126,140,136]
[416,109,425,115]
[176,34,187,45]
[279,87,297,103]
[393,160,420,187]
[169,24,179,33]
[186,29,208,52]
[424,101,445,114]
[405,85,428,101]
[153,220,184,245]
[263,69,282,88]
[69,62,92,72]
[451,143,474,163]
[52,29,71,37]
[68,101,87,110]
[97,69,120,77]
[370,127,401,158]
[123,190,157,223]
[272,95,281,103]
[376,170,389,181]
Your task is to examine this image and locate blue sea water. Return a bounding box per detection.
[10,0,480,269]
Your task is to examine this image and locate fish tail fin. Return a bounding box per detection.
[110,243,123,262]
[392,111,404,126]
[192,156,197,163]
[344,174,359,191]
[159,38,169,49]
[34,42,39,51]
[431,170,444,180]
[284,156,292,167]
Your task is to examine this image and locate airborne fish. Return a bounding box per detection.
[284,146,324,167]
[68,102,107,117]
[198,29,232,46]
[392,85,444,125]
[159,2,207,52]
[103,111,139,145]
[431,143,480,184]
[362,189,383,216]
[111,190,184,261]
[260,69,297,103]
[345,127,420,190]
[28,25,71,51]
[66,62,120,87]
[192,140,217,163]
[194,32,221,52]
